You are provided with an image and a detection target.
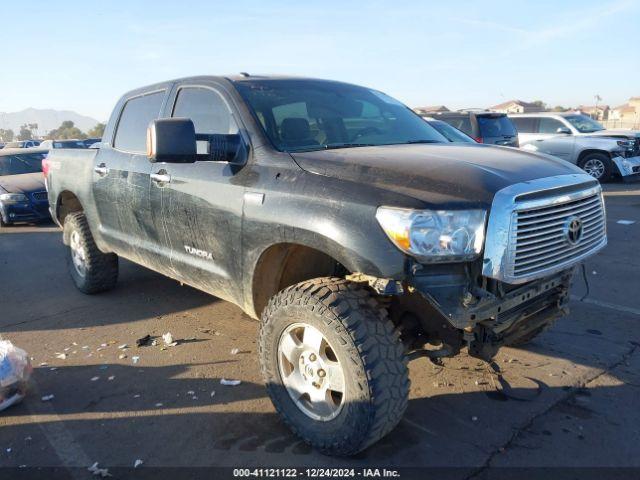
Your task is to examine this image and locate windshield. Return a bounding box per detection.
[564,114,605,133]
[427,120,476,143]
[234,79,448,152]
[477,115,517,137]
[0,153,45,176]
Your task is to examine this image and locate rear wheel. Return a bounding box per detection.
[64,212,118,294]
[579,153,612,182]
[259,277,409,456]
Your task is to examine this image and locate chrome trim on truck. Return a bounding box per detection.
[482,173,607,284]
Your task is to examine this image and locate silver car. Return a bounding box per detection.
[510,112,640,182]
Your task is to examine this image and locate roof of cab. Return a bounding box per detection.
[119,74,364,98]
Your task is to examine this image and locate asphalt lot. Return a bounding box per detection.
[0,183,639,478]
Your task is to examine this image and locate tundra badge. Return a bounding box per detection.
[184,245,213,260]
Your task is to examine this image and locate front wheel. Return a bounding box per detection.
[63,212,118,294]
[579,153,612,182]
[259,278,409,456]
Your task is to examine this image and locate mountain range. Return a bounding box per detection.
[0,108,101,134]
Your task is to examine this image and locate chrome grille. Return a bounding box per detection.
[32,191,48,201]
[511,190,606,279]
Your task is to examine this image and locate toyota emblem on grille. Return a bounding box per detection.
[564,216,583,245]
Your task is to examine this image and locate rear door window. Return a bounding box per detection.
[114,91,165,152]
[511,117,536,133]
[477,115,517,137]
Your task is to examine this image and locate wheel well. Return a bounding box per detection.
[577,149,610,166]
[56,191,83,225]
[251,243,348,318]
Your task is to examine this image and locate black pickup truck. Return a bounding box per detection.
[45,75,607,455]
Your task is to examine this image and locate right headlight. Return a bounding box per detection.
[376,206,486,263]
[0,193,28,203]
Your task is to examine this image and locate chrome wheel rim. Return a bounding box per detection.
[277,323,345,421]
[69,230,87,277]
[583,158,605,179]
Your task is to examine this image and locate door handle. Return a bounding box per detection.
[151,172,171,185]
[94,163,109,176]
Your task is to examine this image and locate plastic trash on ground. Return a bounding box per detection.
[0,340,32,412]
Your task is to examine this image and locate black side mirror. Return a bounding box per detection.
[146,118,197,163]
[556,127,572,135]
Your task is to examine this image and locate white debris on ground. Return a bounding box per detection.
[132,356,140,364]
[162,332,177,347]
[220,378,241,386]
[230,348,240,355]
[88,462,111,477]
[134,459,143,468]
[41,394,54,402]
[55,353,67,360]
[0,340,32,412]
[91,376,100,382]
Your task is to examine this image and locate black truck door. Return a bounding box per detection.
[150,84,245,304]
[93,89,168,268]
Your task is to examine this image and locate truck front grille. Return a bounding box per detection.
[511,190,606,279]
[482,175,607,285]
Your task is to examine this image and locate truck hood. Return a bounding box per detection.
[0,172,45,195]
[290,143,583,207]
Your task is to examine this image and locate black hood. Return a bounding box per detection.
[0,172,45,195]
[291,143,584,208]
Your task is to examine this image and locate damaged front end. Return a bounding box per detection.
[377,174,607,362]
[407,264,572,361]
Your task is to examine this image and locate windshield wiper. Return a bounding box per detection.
[321,143,376,150]
[405,139,443,144]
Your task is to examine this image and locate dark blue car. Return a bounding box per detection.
[0,149,50,226]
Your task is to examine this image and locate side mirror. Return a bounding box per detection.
[556,127,572,135]
[146,118,197,163]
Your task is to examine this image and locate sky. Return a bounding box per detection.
[1,0,639,121]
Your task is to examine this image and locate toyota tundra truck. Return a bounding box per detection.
[44,75,607,455]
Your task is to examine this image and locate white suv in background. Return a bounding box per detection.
[510,112,640,182]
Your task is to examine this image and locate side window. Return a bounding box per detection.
[537,117,565,134]
[511,117,536,133]
[172,87,238,154]
[114,91,165,152]
[173,87,238,134]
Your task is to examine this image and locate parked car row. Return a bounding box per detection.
[0,138,100,150]
[0,148,50,226]
[0,136,102,226]
[419,109,640,182]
